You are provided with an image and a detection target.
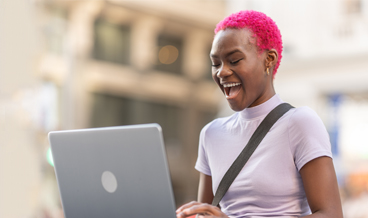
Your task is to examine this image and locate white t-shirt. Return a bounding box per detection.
[195,94,332,218]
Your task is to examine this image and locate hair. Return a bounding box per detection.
[215,10,283,76]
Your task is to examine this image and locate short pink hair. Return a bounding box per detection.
[215,10,283,76]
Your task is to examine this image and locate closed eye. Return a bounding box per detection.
[230,59,243,65]
[211,64,220,67]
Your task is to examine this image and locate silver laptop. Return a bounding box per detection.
[48,124,176,218]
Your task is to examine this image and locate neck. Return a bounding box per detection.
[249,83,276,108]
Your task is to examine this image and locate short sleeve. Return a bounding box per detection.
[288,107,333,171]
[195,125,211,176]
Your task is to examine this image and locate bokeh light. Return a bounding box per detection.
[158,45,179,64]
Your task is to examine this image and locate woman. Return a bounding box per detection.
[176,10,343,218]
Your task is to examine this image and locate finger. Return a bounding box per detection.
[177,210,202,218]
[178,213,210,218]
[176,201,201,213]
[177,204,221,218]
[177,204,211,218]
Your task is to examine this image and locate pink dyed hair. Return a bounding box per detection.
[215,10,283,76]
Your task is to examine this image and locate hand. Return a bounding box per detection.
[176,201,229,218]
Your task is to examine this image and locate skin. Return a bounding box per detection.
[176,28,343,218]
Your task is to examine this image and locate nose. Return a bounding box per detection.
[216,65,232,79]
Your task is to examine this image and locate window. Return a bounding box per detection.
[155,34,183,75]
[90,93,183,146]
[93,18,130,65]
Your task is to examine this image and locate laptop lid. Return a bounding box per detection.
[49,124,176,218]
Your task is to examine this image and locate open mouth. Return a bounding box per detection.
[223,83,241,98]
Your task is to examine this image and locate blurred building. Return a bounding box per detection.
[1,0,227,217]
[37,0,226,213]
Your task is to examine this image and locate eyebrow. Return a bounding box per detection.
[210,49,242,58]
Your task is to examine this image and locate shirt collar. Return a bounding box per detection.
[239,94,284,120]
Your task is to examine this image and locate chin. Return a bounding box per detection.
[228,102,245,112]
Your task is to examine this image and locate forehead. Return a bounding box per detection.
[211,28,256,56]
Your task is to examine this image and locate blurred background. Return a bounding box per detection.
[1,0,368,217]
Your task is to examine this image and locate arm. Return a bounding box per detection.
[299,156,343,218]
[198,173,214,203]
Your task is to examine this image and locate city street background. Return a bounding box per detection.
[1,0,368,217]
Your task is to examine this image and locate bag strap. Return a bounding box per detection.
[211,103,294,207]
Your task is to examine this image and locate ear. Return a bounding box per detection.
[265,49,278,70]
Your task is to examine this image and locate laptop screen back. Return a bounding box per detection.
[49,124,176,218]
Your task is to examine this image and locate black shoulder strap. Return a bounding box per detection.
[211,103,294,207]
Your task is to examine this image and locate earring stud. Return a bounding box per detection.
[266,68,270,76]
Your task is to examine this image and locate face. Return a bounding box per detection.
[210,28,275,111]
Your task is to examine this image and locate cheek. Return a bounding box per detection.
[241,69,264,91]
[211,70,216,78]
[211,70,219,82]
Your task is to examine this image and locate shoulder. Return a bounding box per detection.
[288,106,326,130]
[287,105,330,147]
[287,106,330,145]
[201,113,238,132]
[287,106,332,170]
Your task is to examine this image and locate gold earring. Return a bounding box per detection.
[266,68,270,76]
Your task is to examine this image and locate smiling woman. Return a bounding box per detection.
[176,10,343,218]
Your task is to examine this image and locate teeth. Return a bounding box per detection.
[223,83,241,88]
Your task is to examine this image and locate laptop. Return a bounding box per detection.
[48,123,177,218]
